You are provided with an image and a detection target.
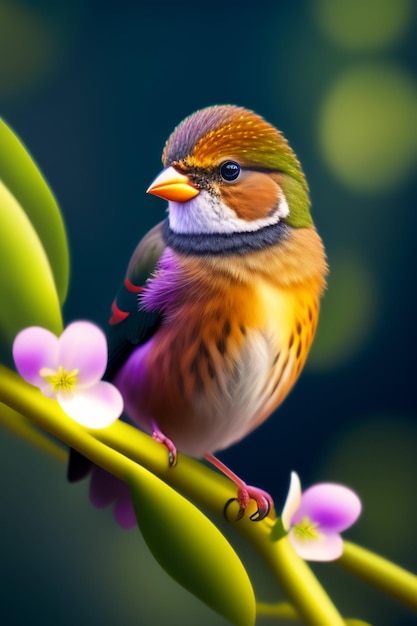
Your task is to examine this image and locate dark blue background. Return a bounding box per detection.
[1,2,416,624]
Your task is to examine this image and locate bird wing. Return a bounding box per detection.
[105,220,166,381]
[67,221,166,483]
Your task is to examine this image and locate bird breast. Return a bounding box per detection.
[118,252,319,458]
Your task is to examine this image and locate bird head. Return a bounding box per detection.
[147,105,312,239]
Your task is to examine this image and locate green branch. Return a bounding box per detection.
[1,363,416,625]
[339,541,417,611]
[256,601,299,620]
[0,402,66,461]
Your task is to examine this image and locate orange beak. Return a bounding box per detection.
[146,165,200,202]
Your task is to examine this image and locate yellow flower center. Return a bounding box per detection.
[40,365,79,393]
[293,516,320,542]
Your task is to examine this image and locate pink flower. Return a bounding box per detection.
[281,472,361,561]
[13,321,123,428]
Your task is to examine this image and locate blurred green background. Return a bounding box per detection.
[1,1,416,624]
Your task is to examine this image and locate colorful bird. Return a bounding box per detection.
[70,104,328,521]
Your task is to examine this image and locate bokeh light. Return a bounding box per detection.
[313,0,414,51]
[308,254,377,370]
[0,2,416,624]
[0,0,73,99]
[317,413,417,561]
[318,64,417,193]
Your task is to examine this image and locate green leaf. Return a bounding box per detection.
[0,118,69,304]
[129,466,256,626]
[0,180,63,343]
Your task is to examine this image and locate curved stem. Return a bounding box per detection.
[1,364,416,625]
[339,541,417,611]
[0,402,67,461]
[0,365,345,624]
[0,365,131,482]
[256,601,299,620]
[252,529,346,626]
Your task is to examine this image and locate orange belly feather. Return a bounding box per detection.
[119,227,327,457]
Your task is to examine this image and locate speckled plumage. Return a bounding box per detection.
[114,219,326,457]
[68,104,328,522]
[104,104,328,462]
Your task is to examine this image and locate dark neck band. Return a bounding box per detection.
[162,218,289,256]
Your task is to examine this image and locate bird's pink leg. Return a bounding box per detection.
[205,454,273,521]
[151,419,177,467]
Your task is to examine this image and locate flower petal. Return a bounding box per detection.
[13,326,59,388]
[57,381,123,428]
[57,321,108,386]
[89,465,124,508]
[292,483,361,533]
[113,493,137,530]
[288,529,344,561]
[281,471,302,531]
[89,466,136,530]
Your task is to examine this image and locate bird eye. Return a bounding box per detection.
[220,161,241,182]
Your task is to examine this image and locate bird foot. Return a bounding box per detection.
[205,454,273,522]
[235,484,273,521]
[151,419,177,467]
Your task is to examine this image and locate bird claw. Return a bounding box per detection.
[151,420,177,467]
[205,454,273,522]
[224,485,273,522]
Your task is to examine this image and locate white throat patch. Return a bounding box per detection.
[168,190,289,235]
